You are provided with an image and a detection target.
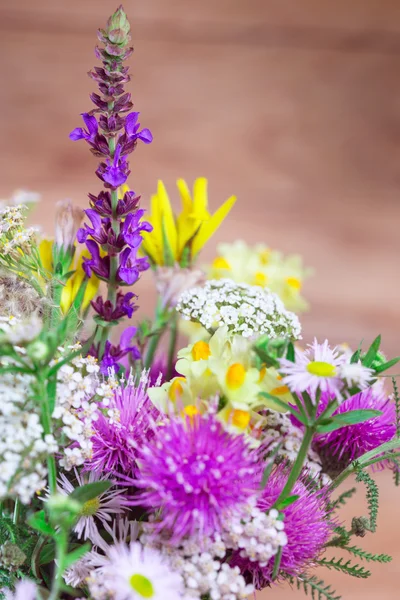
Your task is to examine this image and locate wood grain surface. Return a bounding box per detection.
[1,1,400,598]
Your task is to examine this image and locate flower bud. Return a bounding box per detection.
[106,5,131,42]
[54,199,83,250]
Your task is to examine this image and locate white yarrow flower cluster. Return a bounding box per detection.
[0,371,58,503]
[0,314,42,345]
[177,279,301,339]
[53,347,102,470]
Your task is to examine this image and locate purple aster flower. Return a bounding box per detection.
[314,388,395,465]
[91,291,138,321]
[100,325,140,374]
[88,379,159,474]
[82,240,110,280]
[279,339,345,400]
[128,414,261,543]
[232,464,331,588]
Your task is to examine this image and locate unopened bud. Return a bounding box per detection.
[106,5,130,39]
[155,265,205,308]
[54,199,83,250]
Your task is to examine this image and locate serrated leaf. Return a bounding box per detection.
[362,335,381,367]
[28,510,55,537]
[316,409,382,433]
[276,494,299,510]
[70,480,112,504]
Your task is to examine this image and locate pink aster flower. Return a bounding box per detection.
[88,380,159,474]
[129,415,261,543]
[315,388,396,464]
[57,470,127,550]
[232,464,332,588]
[279,339,345,399]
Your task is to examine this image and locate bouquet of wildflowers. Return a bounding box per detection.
[1,6,400,600]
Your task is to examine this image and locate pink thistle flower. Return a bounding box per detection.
[89,380,159,474]
[128,415,261,543]
[232,464,331,588]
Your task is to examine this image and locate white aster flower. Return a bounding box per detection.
[279,338,345,400]
[338,361,373,389]
[57,470,127,550]
[90,542,184,600]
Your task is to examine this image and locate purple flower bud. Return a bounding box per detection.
[92,291,137,321]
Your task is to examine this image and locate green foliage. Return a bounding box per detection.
[329,488,357,511]
[341,545,392,563]
[355,469,379,533]
[317,557,371,579]
[325,525,351,548]
[316,410,382,434]
[0,514,39,592]
[286,574,341,600]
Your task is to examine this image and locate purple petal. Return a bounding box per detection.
[85,239,101,260]
[138,128,153,144]
[125,112,140,135]
[77,228,88,243]
[103,168,128,187]
[85,208,103,232]
[118,266,139,285]
[81,112,98,135]
[69,127,85,141]
[120,326,138,350]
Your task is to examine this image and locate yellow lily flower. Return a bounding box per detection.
[141,178,236,266]
[38,239,99,314]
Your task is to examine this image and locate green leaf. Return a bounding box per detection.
[350,349,362,364]
[374,356,400,374]
[341,545,392,563]
[276,495,299,510]
[63,542,91,570]
[316,410,382,433]
[258,392,308,425]
[329,488,357,511]
[39,541,55,566]
[260,442,282,489]
[317,557,371,579]
[28,511,55,537]
[362,335,381,367]
[286,574,341,600]
[272,545,283,580]
[161,217,176,267]
[253,346,279,368]
[286,341,295,362]
[70,480,112,504]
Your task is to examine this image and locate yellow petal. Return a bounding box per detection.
[176,178,193,214]
[157,180,178,261]
[192,177,209,217]
[38,239,53,273]
[60,278,74,314]
[118,184,130,199]
[83,275,100,310]
[176,178,206,254]
[192,195,236,257]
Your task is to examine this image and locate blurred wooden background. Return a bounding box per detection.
[1,1,400,597]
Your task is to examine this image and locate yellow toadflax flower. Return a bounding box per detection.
[141,178,236,267]
[39,239,99,314]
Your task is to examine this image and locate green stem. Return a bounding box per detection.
[329,438,400,492]
[167,312,178,380]
[37,373,57,494]
[49,530,67,600]
[274,426,315,505]
[13,499,21,525]
[144,331,163,370]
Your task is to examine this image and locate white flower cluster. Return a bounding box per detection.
[52,347,109,470]
[264,410,331,484]
[0,315,42,344]
[220,503,287,567]
[0,205,37,257]
[141,499,286,600]
[0,371,58,503]
[176,279,302,339]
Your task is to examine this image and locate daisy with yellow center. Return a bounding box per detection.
[141,178,236,266]
[279,338,345,400]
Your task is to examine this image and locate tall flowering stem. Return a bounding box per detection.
[70,5,153,370]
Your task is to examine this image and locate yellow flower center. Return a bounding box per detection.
[270,385,290,396]
[80,497,100,517]
[259,249,271,265]
[212,256,231,270]
[168,377,186,401]
[230,409,251,429]
[181,404,199,419]
[129,574,154,598]
[258,366,267,382]
[286,276,302,291]
[306,361,336,377]
[226,363,246,390]
[191,341,211,361]
[254,272,268,287]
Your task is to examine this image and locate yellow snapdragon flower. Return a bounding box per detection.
[39,239,99,314]
[141,178,236,266]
